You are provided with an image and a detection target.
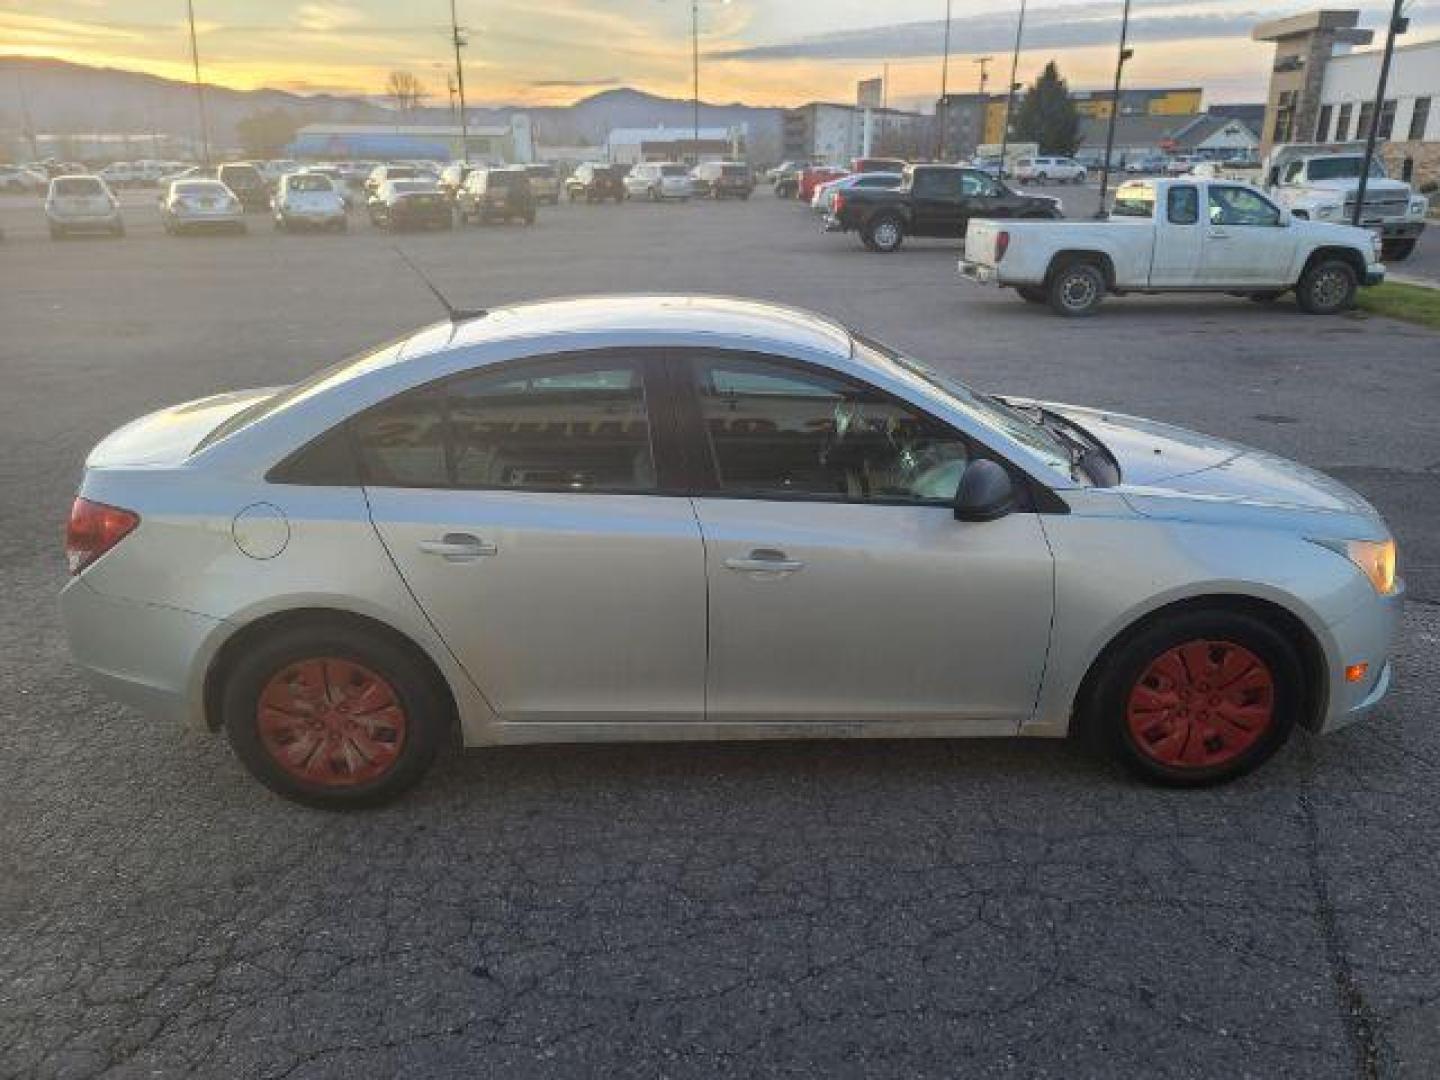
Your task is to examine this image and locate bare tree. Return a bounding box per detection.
[386,71,427,119]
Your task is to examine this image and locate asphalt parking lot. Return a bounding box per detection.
[2,186,1439,1079]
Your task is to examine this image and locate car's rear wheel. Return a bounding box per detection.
[222,624,446,808]
[1295,259,1357,315]
[1048,261,1106,316]
[862,214,904,253]
[1086,610,1301,786]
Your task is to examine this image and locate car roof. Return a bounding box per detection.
[401,295,854,362]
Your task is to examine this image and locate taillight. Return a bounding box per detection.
[66,497,139,575]
[832,193,846,214]
[995,230,1011,262]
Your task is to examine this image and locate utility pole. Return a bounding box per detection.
[691,0,701,164]
[186,0,211,166]
[937,0,953,159]
[1094,0,1134,216]
[450,0,470,162]
[1353,0,1406,227]
[998,0,1027,173]
[16,67,39,161]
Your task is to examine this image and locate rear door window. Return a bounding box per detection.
[1167,185,1199,224]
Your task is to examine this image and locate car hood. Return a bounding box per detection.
[1045,403,1377,515]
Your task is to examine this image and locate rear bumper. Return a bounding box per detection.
[60,578,220,732]
[958,259,1000,285]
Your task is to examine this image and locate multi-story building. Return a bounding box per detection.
[782,103,932,165]
[1256,10,1440,184]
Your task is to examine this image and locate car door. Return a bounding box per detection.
[361,350,707,726]
[910,168,967,236]
[671,349,1055,731]
[1200,184,1297,285]
[1149,183,1205,286]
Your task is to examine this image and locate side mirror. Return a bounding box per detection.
[953,459,1015,522]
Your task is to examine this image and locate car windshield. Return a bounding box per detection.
[660,165,688,177]
[390,180,435,194]
[54,178,102,195]
[288,175,332,192]
[1307,156,1387,181]
[176,181,225,196]
[853,336,1076,478]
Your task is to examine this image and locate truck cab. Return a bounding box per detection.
[1263,143,1427,261]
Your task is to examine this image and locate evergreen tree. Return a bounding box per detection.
[1014,61,1081,155]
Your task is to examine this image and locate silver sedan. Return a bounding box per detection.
[60,296,1402,806]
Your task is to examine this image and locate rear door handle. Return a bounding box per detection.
[1207,229,1230,239]
[723,548,804,574]
[418,533,497,560]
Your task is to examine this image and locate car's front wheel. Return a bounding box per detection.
[1295,259,1357,315]
[1086,610,1301,786]
[222,622,447,808]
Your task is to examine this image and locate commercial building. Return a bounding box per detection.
[936,86,1207,161]
[287,116,534,163]
[1255,10,1440,183]
[603,126,740,165]
[1074,112,1260,166]
[782,103,932,166]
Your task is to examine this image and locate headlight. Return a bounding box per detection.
[1411,197,1430,216]
[1312,537,1397,594]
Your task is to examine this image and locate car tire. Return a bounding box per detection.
[1381,239,1416,262]
[1084,609,1302,787]
[861,214,905,253]
[221,622,447,808]
[1295,259,1357,315]
[1016,286,1047,304]
[1047,260,1106,316]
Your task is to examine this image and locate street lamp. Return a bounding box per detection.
[998,0,1028,173]
[185,0,210,166]
[449,0,470,162]
[1095,0,1134,216]
[937,0,953,159]
[665,0,731,165]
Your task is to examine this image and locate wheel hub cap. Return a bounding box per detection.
[256,658,407,787]
[1125,640,1275,768]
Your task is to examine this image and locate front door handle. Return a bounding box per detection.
[418,533,498,561]
[723,548,804,574]
[1207,228,1230,240]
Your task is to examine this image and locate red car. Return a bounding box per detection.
[797,166,849,203]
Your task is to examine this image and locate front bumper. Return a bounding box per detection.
[1315,579,1405,735]
[1364,263,1386,287]
[60,578,222,732]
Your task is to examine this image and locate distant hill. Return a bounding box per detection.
[0,57,783,156]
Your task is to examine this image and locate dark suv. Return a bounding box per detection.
[216,163,269,212]
[566,163,624,203]
[457,167,536,225]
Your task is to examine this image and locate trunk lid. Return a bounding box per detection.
[86,388,280,467]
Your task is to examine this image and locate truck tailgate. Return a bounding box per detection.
[964,219,1005,266]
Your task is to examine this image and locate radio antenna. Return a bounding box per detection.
[391,247,487,323]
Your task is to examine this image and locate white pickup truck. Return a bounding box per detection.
[959,177,1384,317]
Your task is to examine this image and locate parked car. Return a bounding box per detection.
[272,172,348,232]
[1164,155,1204,176]
[368,178,452,230]
[365,163,436,198]
[797,165,848,204]
[566,163,625,203]
[45,175,124,239]
[813,171,904,215]
[457,167,536,225]
[98,162,142,189]
[959,177,1383,316]
[1013,156,1088,184]
[1261,144,1427,262]
[159,179,246,235]
[691,161,754,199]
[300,166,357,209]
[624,162,693,201]
[60,294,1402,807]
[0,164,48,193]
[215,162,270,212]
[826,163,1061,252]
[770,161,805,197]
[523,163,561,205]
[1124,154,1168,175]
[437,163,476,204]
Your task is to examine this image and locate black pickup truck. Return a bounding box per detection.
[825,164,1062,252]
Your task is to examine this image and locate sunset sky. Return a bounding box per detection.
[2,0,1435,108]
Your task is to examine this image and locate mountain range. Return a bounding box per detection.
[0,56,785,154]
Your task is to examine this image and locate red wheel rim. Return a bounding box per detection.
[256,658,407,787]
[1125,640,1276,769]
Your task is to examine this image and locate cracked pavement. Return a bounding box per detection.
[2,190,1438,1078]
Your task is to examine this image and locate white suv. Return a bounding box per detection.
[45,175,124,239]
[624,162,693,201]
[1014,156,1087,184]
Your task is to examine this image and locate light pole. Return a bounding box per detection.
[185,0,210,166]
[1353,0,1407,227]
[449,0,470,162]
[998,0,1027,173]
[1094,0,1134,217]
[937,0,953,159]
